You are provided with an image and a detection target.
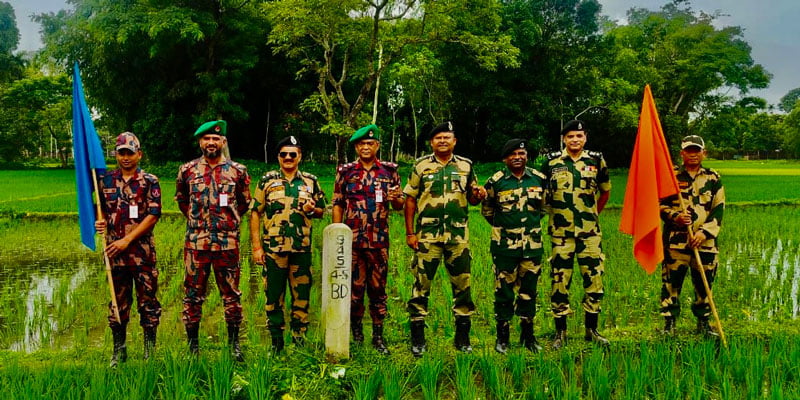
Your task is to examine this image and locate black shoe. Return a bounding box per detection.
[495,321,510,354]
[552,329,567,351]
[228,325,244,362]
[663,316,676,335]
[186,325,200,356]
[271,334,285,353]
[697,319,720,337]
[584,328,610,347]
[292,333,306,347]
[109,326,128,368]
[143,327,157,360]
[351,319,364,344]
[454,317,472,353]
[520,319,542,353]
[410,320,426,358]
[371,325,390,355]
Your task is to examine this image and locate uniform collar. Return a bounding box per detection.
[429,153,455,165]
[113,167,142,182]
[503,166,532,179]
[356,158,382,170]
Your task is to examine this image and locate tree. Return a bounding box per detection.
[264,0,520,164]
[779,87,800,113]
[0,1,24,82]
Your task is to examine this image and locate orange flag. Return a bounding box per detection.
[619,84,680,274]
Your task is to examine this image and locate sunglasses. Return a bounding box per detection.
[279,151,298,159]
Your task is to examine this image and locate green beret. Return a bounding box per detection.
[501,138,527,158]
[194,120,227,137]
[560,120,586,136]
[349,124,381,143]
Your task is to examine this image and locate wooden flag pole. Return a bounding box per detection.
[678,197,727,348]
[91,168,121,324]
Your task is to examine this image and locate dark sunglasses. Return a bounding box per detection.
[279,151,298,159]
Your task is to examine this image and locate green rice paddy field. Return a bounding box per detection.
[1,159,799,399]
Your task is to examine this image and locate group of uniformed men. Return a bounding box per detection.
[95,118,723,366]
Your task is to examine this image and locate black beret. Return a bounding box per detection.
[275,135,302,154]
[560,120,586,136]
[501,139,527,158]
[429,121,455,139]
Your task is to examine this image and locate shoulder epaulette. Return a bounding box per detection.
[704,167,721,179]
[587,150,603,160]
[142,172,159,184]
[528,167,546,179]
[547,151,562,160]
[228,160,248,172]
[300,171,318,181]
[454,154,473,164]
[490,170,505,183]
[337,162,356,173]
[382,161,399,170]
[262,170,281,181]
[416,154,432,163]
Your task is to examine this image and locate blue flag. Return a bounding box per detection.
[72,62,106,251]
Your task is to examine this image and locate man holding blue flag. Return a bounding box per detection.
[95,132,162,367]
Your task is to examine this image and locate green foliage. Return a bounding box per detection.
[779,87,800,113]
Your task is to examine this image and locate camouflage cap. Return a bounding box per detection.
[350,124,381,143]
[560,120,586,136]
[429,121,455,139]
[194,120,227,137]
[681,135,705,150]
[115,132,140,152]
[501,138,527,158]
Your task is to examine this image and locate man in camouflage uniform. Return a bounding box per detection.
[659,135,725,337]
[404,121,486,357]
[482,139,547,354]
[332,124,404,354]
[540,120,611,349]
[95,132,161,367]
[250,135,326,352]
[175,120,251,361]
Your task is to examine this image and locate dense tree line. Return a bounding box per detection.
[1,0,799,166]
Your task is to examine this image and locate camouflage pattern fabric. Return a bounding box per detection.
[540,150,611,238]
[182,249,242,329]
[407,241,475,321]
[660,166,725,253]
[549,236,605,316]
[332,160,401,249]
[175,157,251,251]
[98,168,161,267]
[251,170,326,253]
[492,254,541,322]
[351,248,389,324]
[263,251,312,337]
[660,250,718,319]
[108,264,161,329]
[403,154,479,243]
[481,167,547,258]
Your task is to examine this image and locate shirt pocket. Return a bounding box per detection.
[498,192,517,212]
[422,174,442,196]
[580,169,597,190]
[189,177,207,201]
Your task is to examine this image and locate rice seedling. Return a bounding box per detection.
[417,353,444,400]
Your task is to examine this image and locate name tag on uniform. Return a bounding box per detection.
[129,204,138,219]
[220,193,229,207]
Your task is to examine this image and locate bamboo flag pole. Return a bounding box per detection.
[677,196,727,348]
[92,168,121,324]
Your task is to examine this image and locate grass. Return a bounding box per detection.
[1,161,800,398]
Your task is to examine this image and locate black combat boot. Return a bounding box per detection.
[109,326,128,368]
[697,318,719,337]
[552,317,567,351]
[186,325,200,356]
[520,318,542,353]
[454,316,472,353]
[143,327,157,360]
[584,312,609,347]
[410,320,426,358]
[494,320,510,354]
[228,325,244,362]
[291,332,306,347]
[351,319,364,344]
[663,316,676,335]
[371,325,390,355]
[271,333,285,353]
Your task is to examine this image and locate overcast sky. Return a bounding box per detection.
[8,0,799,106]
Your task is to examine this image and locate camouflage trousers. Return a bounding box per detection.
[660,249,718,319]
[550,236,605,317]
[108,263,161,329]
[492,254,541,322]
[407,241,475,321]
[182,249,242,329]
[351,248,389,325]
[264,251,312,337]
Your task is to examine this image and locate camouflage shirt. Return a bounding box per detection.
[404,154,478,244]
[481,167,547,258]
[98,168,161,267]
[332,159,401,249]
[175,157,252,251]
[251,170,327,253]
[660,165,725,253]
[540,150,611,238]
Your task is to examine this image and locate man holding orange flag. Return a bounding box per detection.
[659,135,725,336]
